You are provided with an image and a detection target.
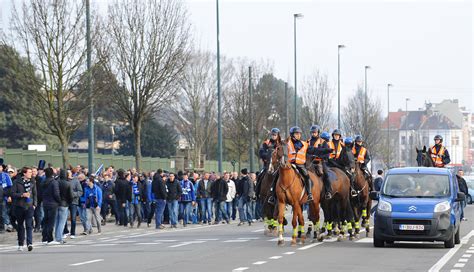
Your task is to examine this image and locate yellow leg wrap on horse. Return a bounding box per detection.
[327,222,333,231]
[293,228,298,236]
[315,221,321,230]
[362,209,367,217]
[279,224,284,232]
[347,222,352,230]
[355,221,360,229]
[298,225,305,232]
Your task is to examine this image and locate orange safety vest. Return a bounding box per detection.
[328,140,344,159]
[352,146,367,163]
[288,140,308,165]
[307,138,325,162]
[430,145,446,167]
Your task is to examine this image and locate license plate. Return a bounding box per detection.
[399,224,424,231]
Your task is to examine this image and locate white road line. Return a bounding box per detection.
[154,239,178,242]
[224,240,249,243]
[450,270,461,272]
[232,267,249,272]
[252,261,267,265]
[69,259,104,266]
[238,237,259,240]
[100,238,118,242]
[115,240,137,243]
[355,238,373,243]
[252,229,264,232]
[470,247,474,250]
[462,254,472,258]
[283,251,295,255]
[298,242,323,250]
[136,242,161,245]
[429,230,474,272]
[458,258,468,263]
[128,233,156,238]
[268,237,292,242]
[196,238,219,241]
[169,241,206,248]
[453,263,465,268]
[269,256,282,260]
[467,250,474,254]
[91,244,117,247]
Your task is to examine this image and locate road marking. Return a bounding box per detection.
[232,267,249,271]
[136,242,161,245]
[154,239,178,242]
[355,238,373,243]
[429,230,474,272]
[75,240,93,244]
[450,270,461,272]
[283,251,295,255]
[298,243,323,250]
[169,241,206,248]
[458,258,468,263]
[100,238,118,242]
[470,247,474,250]
[69,259,104,266]
[467,250,474,254]
[91,244,117,247]
[252,229,264,232]
[268,237,292,242]
[224,240,249,243]
[238,237,259,240]
[128,232,157,238]
[196,238,219,241]
[269,256,282,260]
[453,263,465,268]
[252,261,267,265]
[462,254,472,258]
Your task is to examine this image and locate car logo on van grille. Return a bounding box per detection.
[408,206,417,212]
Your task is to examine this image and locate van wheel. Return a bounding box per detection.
[467,194,472,204]
[373,237,385,247]
[444,229,455,248]
[454,225,460,245]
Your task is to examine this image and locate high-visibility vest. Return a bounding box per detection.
[430,145,446,167]
[308,138,325,162]
[288,140,308,165]
[352,146,367,163]
[328,140,344,159]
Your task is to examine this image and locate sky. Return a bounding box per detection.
[2,0,473,115]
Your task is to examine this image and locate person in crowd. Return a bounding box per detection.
[77,174,89,235]
[55,169,73,244]
[237,169,252,226]
[373,170,384,192]
[456,169,468,221]
[115,169,131,227]
[85,176,102,234]
[152,169,167,229]
[230,172,239,221]
[11,167,37,251]
[179,174,196,227]
[41,168,60,244]
[211,173,229,224]
[197,172,213,225]
[224,173,236,223]
[67,169,83,239]
[166,173,182,228]
[33,167,45,233]
[0,163,13,234]
[247,172,257,222]
[101,173,117,226]
[129,174,143,228]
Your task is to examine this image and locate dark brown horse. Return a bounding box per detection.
[350,162,372,238]
[273,139,325,246]
[416,146,434,167]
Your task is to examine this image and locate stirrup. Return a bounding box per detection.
[325,192,332,200]
[306,194,314,202]
[351,189,358,197]
[268,196,275,204]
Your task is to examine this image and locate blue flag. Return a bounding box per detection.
[94,164,104,176]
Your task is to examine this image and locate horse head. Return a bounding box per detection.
[416,146,433,167]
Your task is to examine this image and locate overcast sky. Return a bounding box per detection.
[2,0,473,114]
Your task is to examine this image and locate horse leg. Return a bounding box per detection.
[347,221,354,241]
[338,221,347,242]
[365,199,372,236]
[318,221,327,242]
[291,209,298,246]
[277,202,286,246]
[297,205,306,245]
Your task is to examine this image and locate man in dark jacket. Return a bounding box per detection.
[457,169,468,221]
[166,173,182,228]
[41,168,60,244]
[100,173,117,226]
[197,172,212,225]
[152,170,167,229]
[67,172,83,238]
[237,169,252,226]
[11,167,37,251]
[55,169,73,244]
[373,170,384,192]
[211,174,229,224]
[114,169,131,227]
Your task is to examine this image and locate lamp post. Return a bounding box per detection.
[364,65,371,137]
[405,98,410,166]
[216,0,223,173]
[337,45,345,129]
[249,66,254,172]
[293,13,303,126]
[86,0,94,172]
[387,83,393,168]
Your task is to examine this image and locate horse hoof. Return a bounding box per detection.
[278,240,285,246]
[349,236,354,241]
[366,232,369,238]
[337,235,344,242]
[355,234,360,239]
[291,239,297,246]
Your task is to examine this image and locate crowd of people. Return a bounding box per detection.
[0,163,261,252]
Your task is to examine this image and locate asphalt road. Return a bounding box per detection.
[1,205,474,272]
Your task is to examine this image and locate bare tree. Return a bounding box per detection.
[9,0,88,168]
[173,51,217,169]
[300,71,333,133]
[100,0,191,170]
[342,87,384,165]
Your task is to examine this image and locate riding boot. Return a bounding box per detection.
[255,175,262,200]
[304,176,313,202]
[323,176,332,200]
[267,178,277,205]
[349,173,357,197]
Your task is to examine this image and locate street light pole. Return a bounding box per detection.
[387,83,393,168]
[364,65,371,136]
[285,82,289,137]
[293,13,303,126]
[86,0,94,173]
[216,0,223,173]
[405,98,410,166]
[249,66,254,172]
[337,45,345,129]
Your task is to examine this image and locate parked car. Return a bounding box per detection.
[370,167,465,248]
[464,176,474,204]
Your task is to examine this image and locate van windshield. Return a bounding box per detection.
[382,174,451,198]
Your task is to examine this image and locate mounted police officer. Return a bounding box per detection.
[352,135,371,179]
[268,126,313,204]
[327,129,357,197]
[255,128,281,199]
[307,126,332,199]
[430,135,450,168]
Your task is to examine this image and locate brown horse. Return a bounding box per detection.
[273,140,324,246]
[350,162,372,238]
